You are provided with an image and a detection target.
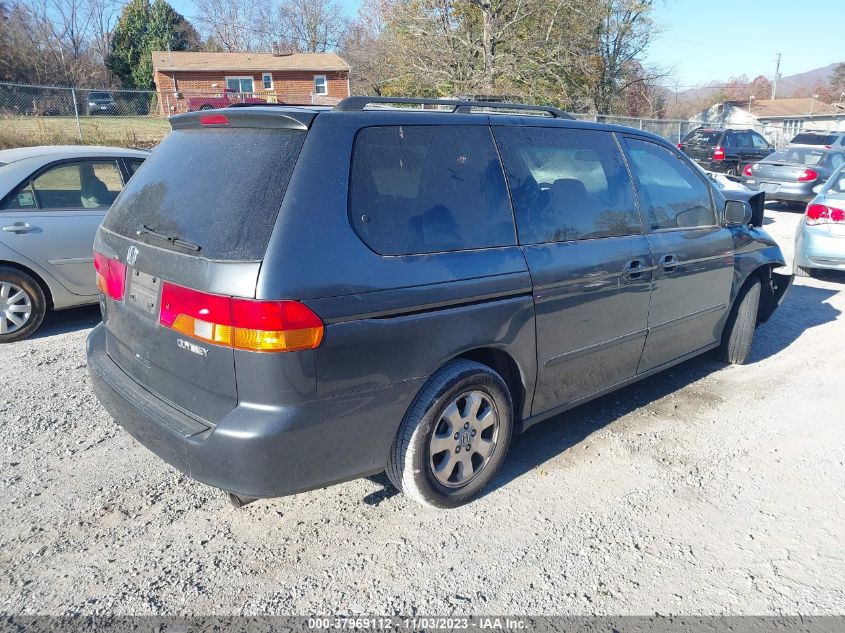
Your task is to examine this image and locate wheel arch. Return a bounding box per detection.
[455,347,528,424]
[0,259,54,310]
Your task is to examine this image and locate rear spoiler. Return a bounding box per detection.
[723,189,766,227]
[169,107,316,131]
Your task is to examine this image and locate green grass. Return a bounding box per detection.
[0,116,170,150]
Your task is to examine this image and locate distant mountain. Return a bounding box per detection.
[776,63,841,97]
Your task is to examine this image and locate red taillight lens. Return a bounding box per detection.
[200,113,229,126]
[159,282,323,352]
[806,204,845,225]
[677,143,683,150]
[798,169,818,182]
[93,251,126,300]
[713,146,725,161]
[743,164,754,177]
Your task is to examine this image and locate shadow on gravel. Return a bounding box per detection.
[485,280,841,497]
[30,304,100,340]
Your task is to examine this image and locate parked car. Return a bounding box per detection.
[0,145,149,342]
[186,88,266,112]
[87,98,792,509]
[678,127,774,176]
[794,164,845,277]
[789,131,845,149]
[87,91,118,116]
[741,146,845,205]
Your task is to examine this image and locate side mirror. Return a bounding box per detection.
[724,199,752,226]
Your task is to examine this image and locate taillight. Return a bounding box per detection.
[743,164,754,177]
[806,204,845,226]
[676,143,684,150]
[798,169,818,182]
[712,146,725,161]
[200,113,229,126]
[159,282,323,352]
[93,251,126,301]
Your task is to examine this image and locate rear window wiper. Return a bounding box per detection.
[136,224,201,252]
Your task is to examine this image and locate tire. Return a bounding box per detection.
[386,359,514,508]
[717,276,761,365]
[726,164,738,177]
[0,266,47,343]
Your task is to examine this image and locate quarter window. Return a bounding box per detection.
[349,126,515,255]
[495,127,642,244]
[624,138,716,230]
[314,75,327,95]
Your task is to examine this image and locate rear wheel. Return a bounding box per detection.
[0,267,47,343]
[386,359,513,508]
[718,276,761,365]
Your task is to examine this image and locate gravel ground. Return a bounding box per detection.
[1,205,843,616]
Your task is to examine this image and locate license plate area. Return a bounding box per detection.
[760,182,780,193]
[127,269,161,317]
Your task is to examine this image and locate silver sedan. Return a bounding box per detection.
[794,164,845,278]
[0,145,149,341]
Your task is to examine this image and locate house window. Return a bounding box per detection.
[262,73,273,90]
[783,119,803,137]
[225,76,254,95]
[314,75,327,95]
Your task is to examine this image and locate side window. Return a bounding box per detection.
[0,182,37,210]
[349,126,515,255]
[31,160,123,210]
[624,138,716,230]
[722,133,735,148]
[495,127,641,244]
[751,133,770,149]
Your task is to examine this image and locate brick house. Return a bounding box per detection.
[152,50,350,115]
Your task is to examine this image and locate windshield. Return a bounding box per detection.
[102,127,306,260]
[766,148,828,166]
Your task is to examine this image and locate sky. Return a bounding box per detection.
[169,0,845,89]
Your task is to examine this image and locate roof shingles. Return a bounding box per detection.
[151,50,350,72]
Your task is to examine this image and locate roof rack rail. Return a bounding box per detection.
[334,96,574,120]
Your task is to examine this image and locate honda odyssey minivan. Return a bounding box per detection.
[88,98,792,508]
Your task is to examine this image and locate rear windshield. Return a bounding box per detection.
[790,133,837,146]
[89,92,111,100]
[767,148,827,166]
[684,130,721,144]
[103,128,305,260]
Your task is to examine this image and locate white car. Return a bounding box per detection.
[0,145,149,341]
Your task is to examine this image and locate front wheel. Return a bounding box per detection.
[386,359,513,508]
[717,276,761,365]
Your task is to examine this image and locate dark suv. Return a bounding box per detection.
[87,98,792,509]
[679,127,774,176]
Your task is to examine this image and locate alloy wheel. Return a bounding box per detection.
[0,282,33,335]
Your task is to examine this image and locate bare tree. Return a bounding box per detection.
[264,0,349,53]
[193,0,259,52]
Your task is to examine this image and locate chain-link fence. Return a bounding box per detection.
[0,81,781,150]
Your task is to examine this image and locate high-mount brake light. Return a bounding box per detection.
[806,203,845,226]
[159,282,324,352]
[200,113,229,126]
[712,146,725,161]
[93,251,126,300]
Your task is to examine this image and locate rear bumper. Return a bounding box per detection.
[795,226,845,271]
[742,180,815,202]
[87,324,421,498]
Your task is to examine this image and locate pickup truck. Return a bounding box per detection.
[186,89,266,112]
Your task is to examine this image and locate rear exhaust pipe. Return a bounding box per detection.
[227,492,258,508]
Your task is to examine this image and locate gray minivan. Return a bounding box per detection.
[87,98,792,508]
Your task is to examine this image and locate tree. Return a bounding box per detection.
[270,0,349,52]
[106,0,199,88]
[192,0,257,52]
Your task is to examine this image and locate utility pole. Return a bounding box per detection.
[772,53,781,100]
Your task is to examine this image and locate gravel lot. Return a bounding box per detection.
[1,206,843,616]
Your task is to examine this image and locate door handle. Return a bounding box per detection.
[2,222,37,234]
[622,259,647,282]
[659,254,680,273]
